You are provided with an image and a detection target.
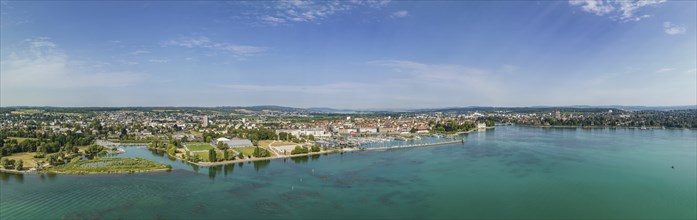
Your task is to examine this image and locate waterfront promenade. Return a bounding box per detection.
[194,139,465,167]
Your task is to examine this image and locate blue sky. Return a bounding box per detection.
[1,0,695,108]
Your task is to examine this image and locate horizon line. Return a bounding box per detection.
[2,104,696,110]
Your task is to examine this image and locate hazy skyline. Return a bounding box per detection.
[1,1,695,108]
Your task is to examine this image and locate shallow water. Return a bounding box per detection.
[1,126,695,219]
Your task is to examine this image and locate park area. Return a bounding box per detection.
[185,142,213,151]
[48,158,170,174]
[3,152,40,168]
[233,147,257,156]
[258,140,302,155]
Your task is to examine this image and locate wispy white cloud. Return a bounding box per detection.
[27,37,57,49]
[243,0,391,25]
[215,60,508,108]
[367,60,501,96]
[220,82,376,94]
[391,10,408,18]
[655,67,675,73]
[1,38,147,89]
[0,1,32,28]
[569,0,665,22]
[569,0,614,16]
[663,22,686,35]
[120,60,139,65]
[131,50,151,55]
[162,36,268,58]
[148,59,169,63]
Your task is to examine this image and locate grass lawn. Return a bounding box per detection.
[49,158,170,174]
[271,141,299,147]
[258,140,298,147]
[4,152,41,168]
[186,142,213,151]
[191,151,224,162]
[77,145,91,152]
[233,147,257,156]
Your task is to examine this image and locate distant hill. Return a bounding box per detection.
[2,105,695,114]
[568,105,697,111]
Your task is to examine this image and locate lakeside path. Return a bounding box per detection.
[193,139,464,167]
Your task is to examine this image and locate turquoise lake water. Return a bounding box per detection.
[1,126,696,219]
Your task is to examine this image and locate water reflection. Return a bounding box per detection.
[253,160,270,171]
[192,164,199,173]
[150,149,165,157]
[0,172,24,184]
[209,166,219,179]
[223,164,235,176]
[291,156,309,164]
[165,154,177,162]
[37,173,57,183]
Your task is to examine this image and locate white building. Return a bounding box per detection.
[216,137,253,148]
[358,127,378,133]
[276,129,332,138]
[201,116,209,127]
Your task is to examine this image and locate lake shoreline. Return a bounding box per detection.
[189,139,464,167]
[0,157,171,175]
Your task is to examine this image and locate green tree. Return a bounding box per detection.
[191,154,201,163]
[208,149,216,162]
[291,146,309,155]
[16,159,23,170]
[166,144,177,156]
[86,144,105,157]
[2,158,15,169]
[279,132,288,141]
[47,154,61,166]
[216,142,228,150]
[252,147,271,157]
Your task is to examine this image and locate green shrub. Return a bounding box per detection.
[252,147,271,157]
[291,146,309,155]
[16,159,23,170]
